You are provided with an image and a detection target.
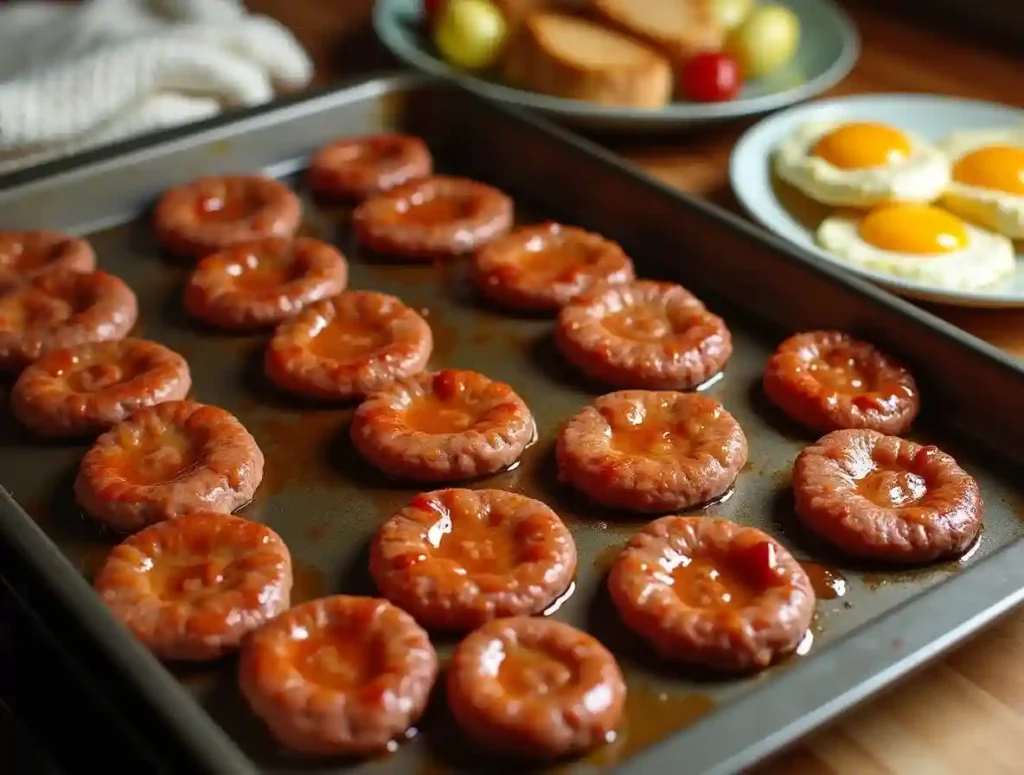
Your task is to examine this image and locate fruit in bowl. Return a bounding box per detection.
[425,0,804,106]
[713,0,756,32]
[725,2,801,80]
[432,0,510,70]
[680,52,743,103]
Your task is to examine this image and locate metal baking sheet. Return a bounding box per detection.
[2,74,1024,775]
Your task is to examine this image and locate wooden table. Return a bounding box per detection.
[250,2,1024,772]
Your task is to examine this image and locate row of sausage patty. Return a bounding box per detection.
[0,132,983,761]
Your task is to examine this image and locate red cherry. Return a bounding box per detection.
[681,52,743,103]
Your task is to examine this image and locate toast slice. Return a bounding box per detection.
[503,12,672,109]
[589,0,723,69]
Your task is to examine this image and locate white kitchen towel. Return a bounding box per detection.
[0,0,314,175]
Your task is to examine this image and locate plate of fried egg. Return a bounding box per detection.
[729,93,1024,307]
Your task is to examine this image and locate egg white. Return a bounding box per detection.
[775,121,951,207]
[816,212,1015,291]
[939,128,1024,239]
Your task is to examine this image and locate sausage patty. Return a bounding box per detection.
[370,488,577,630]
[94,512,291,661]
[239,595,438,756]
[763,331,920,435]
[557,390,747,512]
[75,400,264,532]
[792,429,982,563]
[555,280,732,390]
[447,617,625,758]
[608,516,815,672]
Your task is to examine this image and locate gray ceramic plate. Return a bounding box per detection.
[373,0,860,131]
[730,93,1024,308]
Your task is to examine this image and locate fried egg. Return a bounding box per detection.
[775,121,951,207]
[939,128,1024,239]
[816,203,1015,290]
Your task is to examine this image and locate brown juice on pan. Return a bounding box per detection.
[593,542,628,574]
[800,561,848,600]
[242,409,353,495]
[412,684,715,774]
[289,560,328,605]
[586,685,716,767]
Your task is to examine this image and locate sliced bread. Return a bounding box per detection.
[589,0,723,69]
[503,11,673,109]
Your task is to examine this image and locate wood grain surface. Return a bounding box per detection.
[248,1,1024,772]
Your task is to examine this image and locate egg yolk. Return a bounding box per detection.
[813,123,912,170]
[952,145,1024,195]
[859,204,969,255]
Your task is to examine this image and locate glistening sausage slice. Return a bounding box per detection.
[0,269,137,372]
[792,429,982,563]
[0,230,95,283]
[351,369,535,482]
[608,516,815,672]
[556,280,732,390]
[265,291,432,401]
[307,133,433,200]
[11,339,190,438]
[184,237,348,330]
[557,390,747,512]
[74,400,264,532]
[353,176,513,259]
[239,595,438,756]
[370,489,577,630]
[764,331,920,435]
[472,222,635,312]
[154,175,301,258]
[94,513,291,661]
[447,617,625,758]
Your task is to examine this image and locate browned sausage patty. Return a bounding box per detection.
[74,400,264,532]
[353,176,513,259]
[472,222,635,312]
[370,488,577,630]
[447,617,626,758]
[94,513,292,661]
[0,230,96,283]
[154,175,302,258]
[307,133,433,200]
[763,331,920,435]
[608,516,815,672]
[265,291,432,401]
[11,338,191,438]
[239,595,439,756]
[557,390,747,512]
[0,269,138,372]
[792,429,982,563]
[351,369,535,482]
[183,237,348,330]
[555,280,732,390]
